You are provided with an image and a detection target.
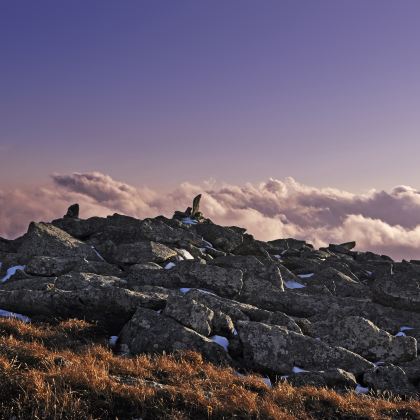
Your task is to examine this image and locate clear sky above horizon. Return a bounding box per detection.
[1,0,420,192]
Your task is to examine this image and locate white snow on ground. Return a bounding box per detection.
[298,273,314,279]
[202,239,214,248]
[400,326,414,332]
[178,249,194,260]
[261,376,272,388]
[182,217,198,225]
[233,327,238,336]
[164,262,176,270]
[0,309,31,323]
[355,384,369,394]
[1,265,26,283]
[284,280,306,289]
[210,335,229,351]
[91,246,105,261]
[292,366,309,373]
[109,336,118,347]
[395,332,406,337]
[366,271,373,276]
[179,288,191,294]
[373,361,385,367]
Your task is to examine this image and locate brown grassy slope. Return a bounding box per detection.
[0,318,418,419]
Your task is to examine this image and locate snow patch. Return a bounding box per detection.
[285,280,306,289]
[210,335,229,351]
[400,326,414,332]
[91,246,105,261]
[179,288,191,294]
[109,336,118,347]
[178,249,194,260]
[164,262,176,270]
[1,265,26,283]
[298,273,314,279]
[355,384,369,394]
[261,376,272,388]
[182,217,198,225]
[0,309,31,323]
[395,332,406,337]
[292,366,309,374]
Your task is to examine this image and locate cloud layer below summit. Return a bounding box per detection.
[2,171,420,261]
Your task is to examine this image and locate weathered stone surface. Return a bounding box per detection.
[363,365,418,396]
[236,321,373,375]
[372,272,420,312]
[112,241,177,264]
[285,368,357,391]
[64,203,79,218]
[17,222,100,262]
[212,311,236,337]
[127,261,243,298]
[163,295,214,336]
[193,224,244,252]
[310,316,417,363]
[307,267,366,298]
[118,307,231,364]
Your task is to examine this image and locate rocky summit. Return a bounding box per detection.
[0,201,419,398]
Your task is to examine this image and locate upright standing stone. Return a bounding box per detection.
[64,204,80,219]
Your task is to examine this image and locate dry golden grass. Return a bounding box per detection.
[0,317,418,419]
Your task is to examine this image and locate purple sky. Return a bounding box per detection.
[1,1,420,191]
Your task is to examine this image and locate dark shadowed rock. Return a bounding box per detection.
[284,368,357,391]
[163,295,214,336]
[118,307,231,364]
[193,224,244,252]
[236,321,373,375]
[363,365,417,396]
[64,203,79,218]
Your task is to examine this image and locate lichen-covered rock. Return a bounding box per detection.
[163,295,214,336]
[118,307,231,365]
[17,222,100,262]
[236,321,373,375]
[310,316,417,363]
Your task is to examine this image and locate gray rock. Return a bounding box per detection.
[363,365,417,396]
[194,224,244,252]
[237,321,373,375]
[17,222,100,262]
[310,316,417,363]
[127,261,243,298]
[163,295,214,336]
[212,311,236,337]
[118,307,231,365]
[372,272,420,312]
[112,241,177,264]
[64,203,79,218]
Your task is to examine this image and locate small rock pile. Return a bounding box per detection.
[0,200,419,397]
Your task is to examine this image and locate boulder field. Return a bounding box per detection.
[0,204,419,397]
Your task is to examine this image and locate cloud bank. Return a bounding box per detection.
[2,171,420,261]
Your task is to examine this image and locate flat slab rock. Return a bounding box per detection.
[236,320,374,376]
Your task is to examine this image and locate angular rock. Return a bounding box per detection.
[212,311,236,337]
[26,256,79,276]
[237,321,373,375]
[112,241,177,264]
[310,316,417,363]
[193,224,244,252]
[17,222,100,262]
[163,295,214,336]
[64,203,79,218]
[363,365,417,396]
[118,307,231,364]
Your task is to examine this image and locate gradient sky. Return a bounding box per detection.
[1,1,420,191]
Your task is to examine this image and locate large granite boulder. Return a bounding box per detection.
[236,321,373,375]
[118,307,231,365]
[17,222,100,262]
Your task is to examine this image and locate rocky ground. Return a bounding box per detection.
[0,203,420,402]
